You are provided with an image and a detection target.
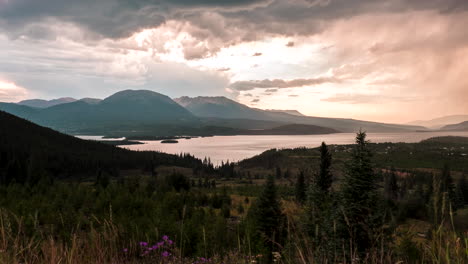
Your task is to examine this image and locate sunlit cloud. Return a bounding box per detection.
[0,79,28,102]
[230,77,340,91]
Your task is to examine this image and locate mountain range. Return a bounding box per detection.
[1,90,197,134]
[0,89,432,137]
[174,96,425,133]
[441,121,468,131]
[406,115,468,129]
[18,97,78,108]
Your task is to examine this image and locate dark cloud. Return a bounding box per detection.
[265,88,278,92]
[252,52,262,56]
[0,0,466,63]
[230,77,340,91]
[0,0,270,39]
[1,0,465,44]
[251,98,260,103]
[286,41,295,47]
[288,94,299,97]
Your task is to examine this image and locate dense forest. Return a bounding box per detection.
[0,111,467,263]
[0,111,208,184]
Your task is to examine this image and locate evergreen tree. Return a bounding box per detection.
[254,175,284,263]
[317,142,333,193]
[340,130,380,253]
[305,141,335,258]
[295,171,306,204]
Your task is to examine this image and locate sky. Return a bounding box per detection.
[0,0,467,123]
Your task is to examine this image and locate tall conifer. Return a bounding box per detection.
[341,130,379,252]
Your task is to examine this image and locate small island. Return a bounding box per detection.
[161,139,179,144]
[98,140,143,146]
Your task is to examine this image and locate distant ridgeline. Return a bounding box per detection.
[0,111,208,184]
[0,90,428,137]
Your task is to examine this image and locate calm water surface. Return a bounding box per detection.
[112,131,468,164]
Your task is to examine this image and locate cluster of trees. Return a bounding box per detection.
[381,165,467,225]
[0,171,237,257]
[249,132,384,261]
[248,131,467,263]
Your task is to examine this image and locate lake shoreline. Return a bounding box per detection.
[112,131,468,165]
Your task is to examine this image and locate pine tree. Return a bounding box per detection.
[340,130,379,253]
[317,142,333,193]
[305,141,336,257]
[254,175,284,263]
[295,170,306,204]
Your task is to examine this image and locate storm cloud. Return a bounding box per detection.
[0,0,467,122]
[1,0,467,57]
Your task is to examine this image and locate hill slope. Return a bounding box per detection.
[239,136,468,171]
[0,110,201,183]
[407,115,468,129]
[175,96,269,120]
[243,124,338,135]
[441,121,468,131]
[175,96,425,132]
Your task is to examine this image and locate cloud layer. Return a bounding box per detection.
[230,77,340,91]
[0,0,467,122]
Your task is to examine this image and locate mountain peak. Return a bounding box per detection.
[102,89,176,105]
[18,97,77,108]
[174,96,235,107]
[79,98,102,104]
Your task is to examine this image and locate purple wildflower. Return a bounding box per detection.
[162,235,169,241]
[122,248,128,252]
[139,241,148,247]
[162,251,170,257]
[167,239,173,245]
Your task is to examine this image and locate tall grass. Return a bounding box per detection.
[0,203,466,263]
[0,208,254,264]
[280,201,468,264]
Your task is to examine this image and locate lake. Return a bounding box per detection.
[91,131,468,165]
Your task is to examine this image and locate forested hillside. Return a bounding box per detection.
[0,111,203,183]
